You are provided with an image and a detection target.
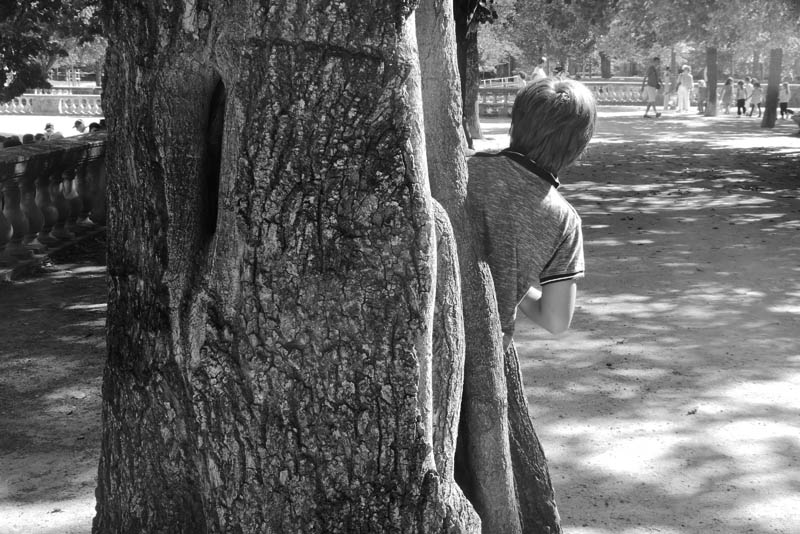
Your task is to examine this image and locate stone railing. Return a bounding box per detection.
[478,81,648,116]
[479,80,800,116]
[0,134,107,276]
[0,93,103,116]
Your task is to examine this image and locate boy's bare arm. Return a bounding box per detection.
[517,280,577,335]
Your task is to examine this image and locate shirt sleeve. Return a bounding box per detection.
[540,209,585,285]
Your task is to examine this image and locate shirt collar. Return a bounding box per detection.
[498,149,560,188]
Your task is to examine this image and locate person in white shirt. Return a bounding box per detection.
[676,65,694,113]
[530,57,547,83]
[778,82,791,119]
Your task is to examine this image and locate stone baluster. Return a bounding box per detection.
[44,150,73,242]
[63,145,91,234]
[35,162,62,246]
[49,162,76,241]
[0,192,13,265]
[63,163,86,235]
[82,139,107,226]
[16,157,47,253]
[1,178,32,260]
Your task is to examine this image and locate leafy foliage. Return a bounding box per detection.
[0,0,102,102]
[479,0,800,77]
[598,0,800,74]
[496,0,620,73]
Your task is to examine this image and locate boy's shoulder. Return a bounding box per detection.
[469,150,560,190]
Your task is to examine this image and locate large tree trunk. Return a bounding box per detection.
[705,46,718,117]
[752,49,761,79]
[417,3,519,533]
[418,2,561,533]
[454,2,483,143]
[464,32,483,141]
[761,48,782,128]
[95,1,475,532]
[600,51,612,79]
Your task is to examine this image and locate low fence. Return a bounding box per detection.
[0,92,103,116]
[0,134,107,277]
[478,80,800,116]
[479,81,655,116]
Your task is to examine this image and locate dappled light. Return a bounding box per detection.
[514,106,800,533]
[0,238,105,533]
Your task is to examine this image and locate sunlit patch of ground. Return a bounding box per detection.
[2,108,798,533]
[513,107,800,533]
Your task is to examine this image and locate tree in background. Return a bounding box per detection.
[0,0,102,102]
[477,14,524,74]
[511,0,620,77]
[475,0,799,83]
[600,0,800,117]
[455,0,498,143]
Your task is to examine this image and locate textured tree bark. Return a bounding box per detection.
[752,49,761,80]
[600,52,612,79]
[463,32,483,141]
[505,343,562,533]
[454,2,483,143]
[417,2,521,533]
[418,2,562,532]
[431,202,482,532]
[95,1,474,532]
[761,48,782,128]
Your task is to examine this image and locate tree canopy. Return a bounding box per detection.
[0,0,102,102]
[482,0,800,77]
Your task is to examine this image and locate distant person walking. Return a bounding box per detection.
[530,57,547,83]
[640,56,663,119]
[676,65,693,113]
[778,82,791,119]
[720,77,734,114]
[735,80,748,116]
[747,80,763,118]
[696,80,707,114]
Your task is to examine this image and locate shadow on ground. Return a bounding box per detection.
[1,110,798,534]
[0,234,106,534]
[514,109,800,534]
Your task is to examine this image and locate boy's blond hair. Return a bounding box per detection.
[509,78,596,174]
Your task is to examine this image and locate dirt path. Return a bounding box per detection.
[0,236,106,534]
[1,108,798,533]
[504,109,800,534]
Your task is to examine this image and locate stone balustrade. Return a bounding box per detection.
[478,81,800,116]
[0,134,107,277]
[478,81,658,116]
[0,93,103,116]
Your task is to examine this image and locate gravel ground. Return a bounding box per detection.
[1,107,799,533]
